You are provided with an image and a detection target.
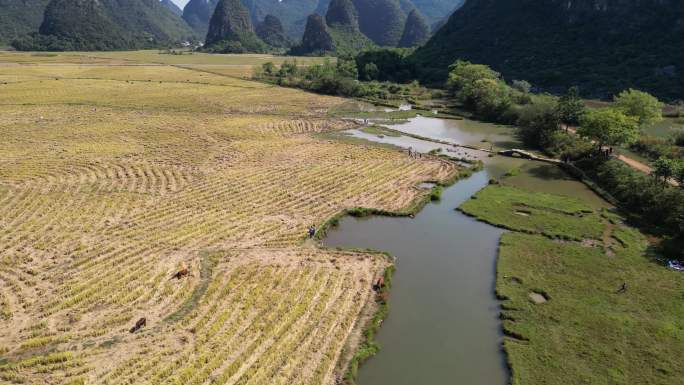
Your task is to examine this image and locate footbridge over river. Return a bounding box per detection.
[498,149,560,164]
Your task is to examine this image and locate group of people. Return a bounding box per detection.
[602,147,614,158]
[560,153,572,163]
[560,147,613,163]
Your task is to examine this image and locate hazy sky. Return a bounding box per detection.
[171,0,189,9]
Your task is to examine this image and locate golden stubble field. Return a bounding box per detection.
[0,53,458,385]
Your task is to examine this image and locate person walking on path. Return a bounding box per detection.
[308,225,316,238]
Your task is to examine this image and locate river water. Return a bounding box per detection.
[326,168,509,385]
[324,116,607,385]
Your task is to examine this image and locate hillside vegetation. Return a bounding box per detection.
[352,0,405,46]
[398,9,429,47]
[414,0,684,100]
[13,0,197,51]
[183,0,220,37]
[204,0,268,53]
[256,14,291,48]
[0,0,49,46]
[161,0,183,16]
[291,0,374,56]
[410,0,462,25]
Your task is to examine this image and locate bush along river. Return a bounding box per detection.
[324,116,608,385]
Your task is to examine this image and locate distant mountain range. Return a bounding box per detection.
[413,0,684,100]
[182,0,458,39]
[202,0,437,54]
[290,0,435,55]
[1,0,455,50]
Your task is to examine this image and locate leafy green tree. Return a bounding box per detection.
[614,89,663,127]
[278,60,298,77]
[578,108,639,149]
[511,80,532,94]
[653,157,677,185]
[517,94,561,149]
[262,62,275,75]
[361,62,379,81]
[557,86,585,129]
[674,101,684,118]
[470,78,512,120]
[674,160,684,187]
[446,60,503,113]
[355,48,414,83]
[336,58,358,79]
[446,60,499,96]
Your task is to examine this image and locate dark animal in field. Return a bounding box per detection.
[617,282,628,294]
[173,267,190,279]
[373,276,385,291]
[129,317,146,333]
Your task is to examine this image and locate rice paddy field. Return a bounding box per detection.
[0,50,332,80]
[0,52,458,385]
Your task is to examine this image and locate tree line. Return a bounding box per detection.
[444,60,683,251]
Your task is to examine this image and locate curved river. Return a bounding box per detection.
[325,167,509,385]
[324,116,606,385]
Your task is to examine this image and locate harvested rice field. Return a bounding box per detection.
[0,53,459,385]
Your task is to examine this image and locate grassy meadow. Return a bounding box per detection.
[0,52,459,384]
[460,183,684,384]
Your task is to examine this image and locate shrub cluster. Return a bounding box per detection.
[576,157,684,237]
[630,132,684,161]
[254,58,429,100]
[355,48,416,83]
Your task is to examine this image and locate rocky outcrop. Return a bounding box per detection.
[325,0,358,29]
[398,8,429,47]
[204,0,268,52]
[183,0,219,37]
[256,14,290,48]
[296,14,334,53]
[205,0,253,45]
[351,0,406,46]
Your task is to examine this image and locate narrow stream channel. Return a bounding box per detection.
[325,167,509,385]
[325,116,607,385]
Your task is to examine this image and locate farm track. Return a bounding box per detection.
[0,61,459,384]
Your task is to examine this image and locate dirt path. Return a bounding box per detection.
[616,154,679,186]
[565,127,679,186]
[616,154,653,173]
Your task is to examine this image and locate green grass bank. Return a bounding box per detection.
[459,183,684,384]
